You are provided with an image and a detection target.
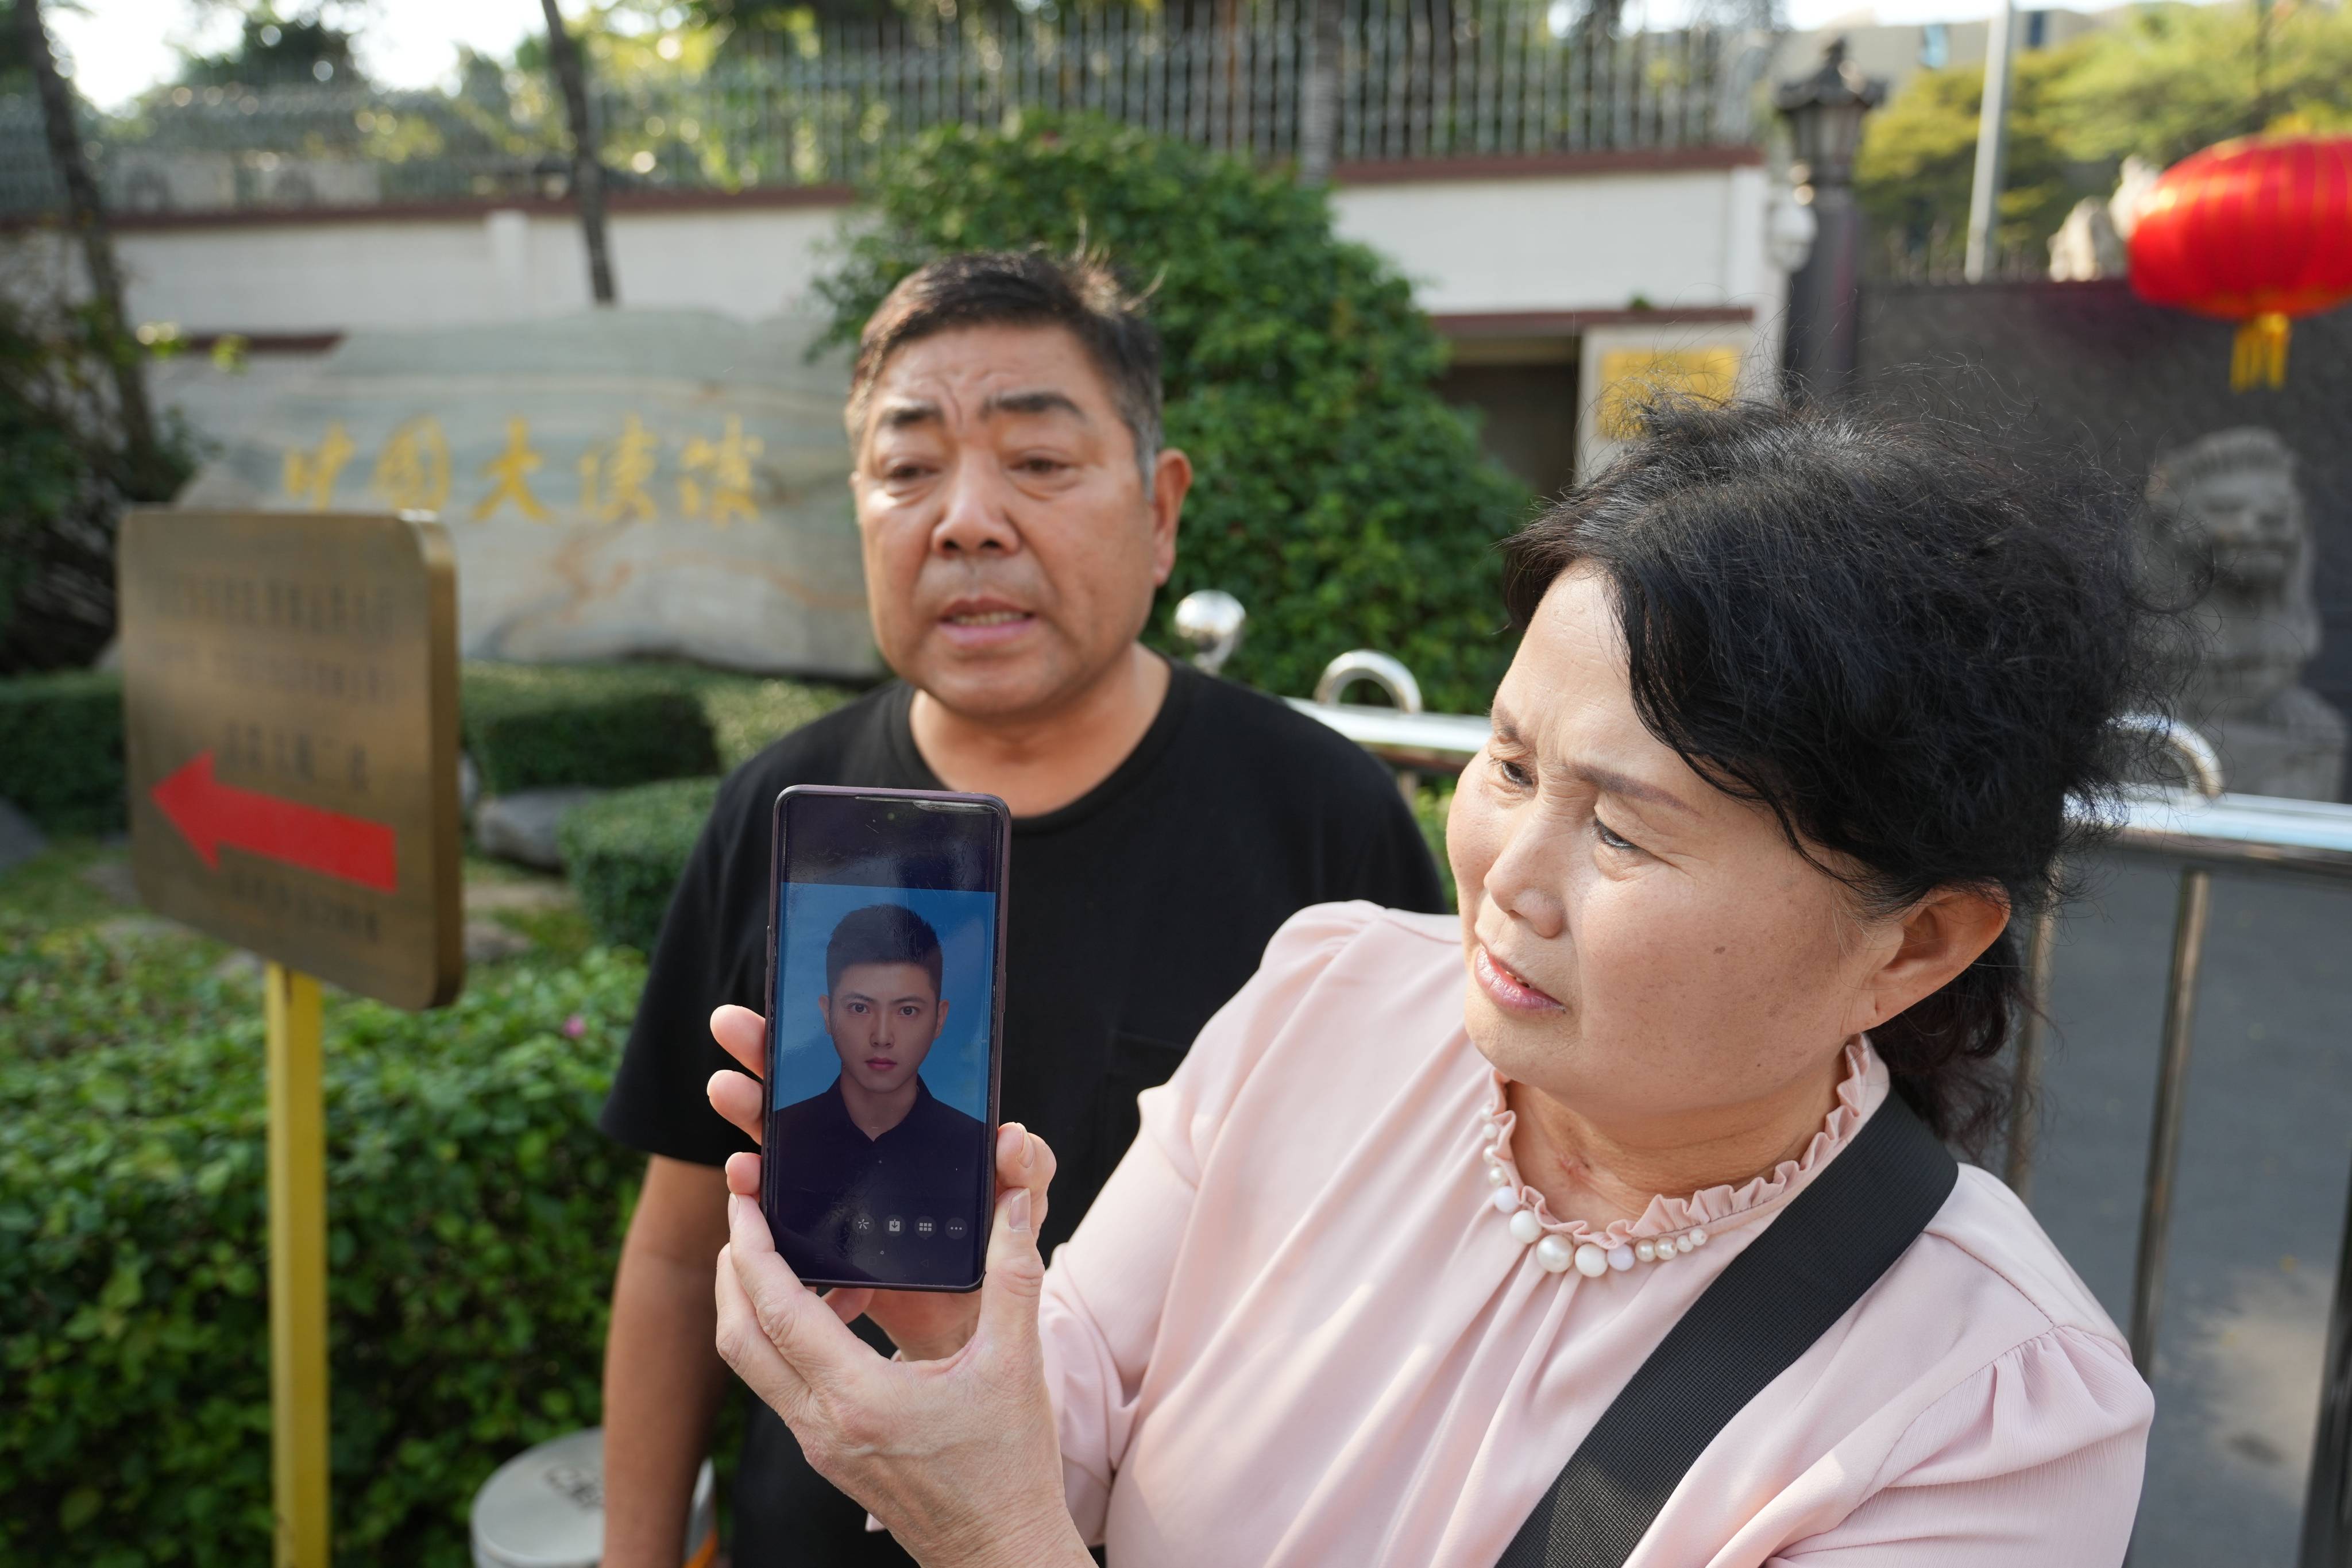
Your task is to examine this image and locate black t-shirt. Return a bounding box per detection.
[598,656,1446,1567]
[766,1077,987,1280]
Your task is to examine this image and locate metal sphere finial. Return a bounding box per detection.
[1173,589,1246,675]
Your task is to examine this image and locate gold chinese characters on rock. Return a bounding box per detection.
[281,415,770,526]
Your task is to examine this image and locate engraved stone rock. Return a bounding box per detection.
[172,310,881,680]
[2144,427,2348,800]
[474,787,607,871]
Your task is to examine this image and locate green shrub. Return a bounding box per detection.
[815,114,1534,714]
[672,671,857,772]
[0,661,845,838]
[461,663,721,795]
[1412,779,1457,912]
[558,777,722,952]
[0,928,647,1567]
[0,285,196,674]
[0,669,125,835]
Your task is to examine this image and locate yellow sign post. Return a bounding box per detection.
[118,510,464,1566]
[267,965,330,1568]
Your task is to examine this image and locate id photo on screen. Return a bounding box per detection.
[766,885,994,1272]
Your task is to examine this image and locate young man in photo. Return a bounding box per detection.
[597,250,1449,1567]
[766,903,986,1266]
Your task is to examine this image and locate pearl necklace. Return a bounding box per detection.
[1479,1111,1713,1278]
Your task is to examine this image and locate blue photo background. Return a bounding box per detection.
[770,883,996,1119]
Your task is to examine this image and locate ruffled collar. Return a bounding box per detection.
[1481,1037,1887,1252]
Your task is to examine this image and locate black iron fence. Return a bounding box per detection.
[0,0,1769,219]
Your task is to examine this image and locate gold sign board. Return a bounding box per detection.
[1593,346,1744,441]
[119,510,464,1009]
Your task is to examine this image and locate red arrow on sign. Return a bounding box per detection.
[151,751,399,894]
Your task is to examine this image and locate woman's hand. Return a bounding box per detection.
[704,1005,1055,1358]
[706,1010,1084,1567]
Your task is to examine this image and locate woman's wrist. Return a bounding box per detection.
[952,1505,1094,1568]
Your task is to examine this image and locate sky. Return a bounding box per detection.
[44,0,2193,111]
[48,0,555,110]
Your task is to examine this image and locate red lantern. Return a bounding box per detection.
[2127,134,2352,389]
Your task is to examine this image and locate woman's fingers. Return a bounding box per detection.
[994,1122,1058,1238]
[714,1241,815,1426]
[716,1153,871,1325]
[974,1124,1056,1356]
[706,1006,768,1146]
[822,1286,875,1326]
[720,1192,878,1403]
[974,1175,1050,1370]
[710,1004,767,1076]
[709,1069,765,1147]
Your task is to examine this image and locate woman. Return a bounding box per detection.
[702,400,2158,1567]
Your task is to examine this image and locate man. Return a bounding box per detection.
[767,903,986,1271]
[598,249,1448,1567]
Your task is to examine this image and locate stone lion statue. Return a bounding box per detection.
[2144,427,2346,800]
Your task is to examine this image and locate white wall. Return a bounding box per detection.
[105,161,1791,336]
[113,202,849,334]
[1331,164,1771,316]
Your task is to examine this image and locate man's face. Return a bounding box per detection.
[819,961,949,1097]
[849,323,1189,721]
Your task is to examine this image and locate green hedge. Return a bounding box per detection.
[0,926,647,1567]
[459,664,721,796]
[0,670,125,836]
[558,778,723,952]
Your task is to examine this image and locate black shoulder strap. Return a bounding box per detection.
[1497,1094,1959,1568]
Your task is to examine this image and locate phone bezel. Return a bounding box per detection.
[757,783,1011,1293]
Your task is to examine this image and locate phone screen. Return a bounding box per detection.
[760,786,1008,1292]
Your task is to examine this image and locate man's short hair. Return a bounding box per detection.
[846,250,1164,490]
[824,903,945,999]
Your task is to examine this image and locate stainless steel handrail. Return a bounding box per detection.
[1312,652,1427,801]
[1291,656,2352,1563]
[1280,696,2352,874]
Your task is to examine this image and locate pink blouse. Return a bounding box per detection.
[1036,903,2152,1567]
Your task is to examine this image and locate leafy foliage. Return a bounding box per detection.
[0,670,125,835]
[1856,0,2352,267]
[652,666,857,771]
[459,664,722,796]
[558,777,723,951]
[1411,779,1457,912]
[816,114,1532,712]
[0,928,648,1567]
[2049,0,2352,162]
[177,9,367,88]
[0,280,195,674]
[1856,42,2096,267]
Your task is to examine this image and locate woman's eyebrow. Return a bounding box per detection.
[1494,707,1696,816]
[1579,763,1698,817]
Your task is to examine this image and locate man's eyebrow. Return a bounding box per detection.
[876,400,940,430]
[980,388,1087,421]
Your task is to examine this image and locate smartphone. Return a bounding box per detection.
[759,784,1010,1292]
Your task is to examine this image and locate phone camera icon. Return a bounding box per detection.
[944,1217,968,1239]
[885,1216,904,1235]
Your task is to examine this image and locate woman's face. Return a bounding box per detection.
[1447,569,1907,1133]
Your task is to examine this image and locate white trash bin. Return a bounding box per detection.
[470,1427,716,1568]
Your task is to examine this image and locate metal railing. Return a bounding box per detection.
[1169,594,2352,1563]
[0,0,1767,219]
